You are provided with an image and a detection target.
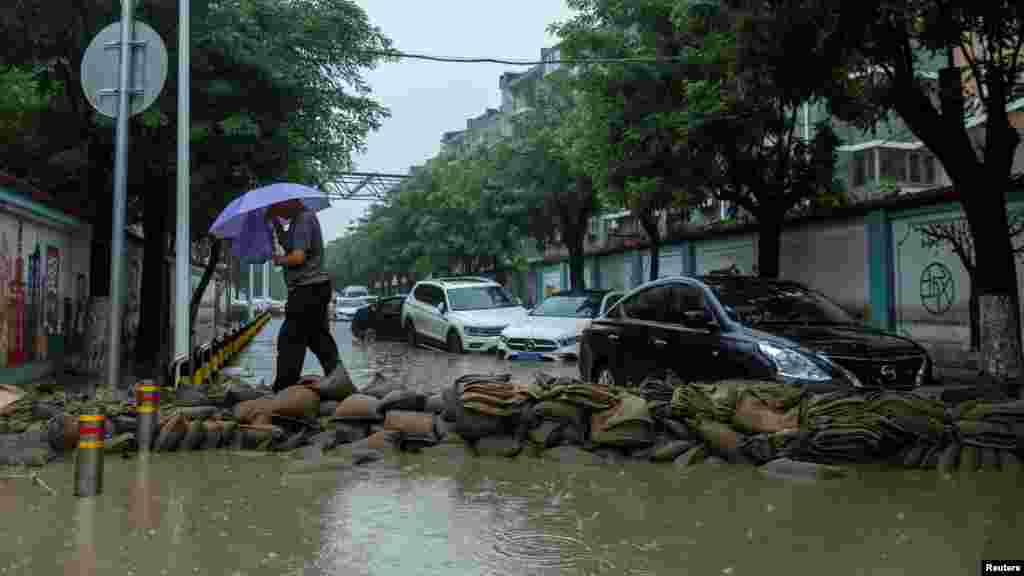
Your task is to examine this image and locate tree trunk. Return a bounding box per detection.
[134,184,171,375]
[969,274,980,351]
[190,238,222,336]
[755,216,784,279]
[639,214,661,281]
[962,181,1022,393]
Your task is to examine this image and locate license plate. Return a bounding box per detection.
[509,352,545,361]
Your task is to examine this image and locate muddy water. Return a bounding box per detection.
[0,319,1019,575]
[236,317,579,392]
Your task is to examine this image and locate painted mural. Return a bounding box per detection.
[890,204,1024,349]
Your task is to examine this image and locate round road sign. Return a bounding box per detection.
[80,20,168,118]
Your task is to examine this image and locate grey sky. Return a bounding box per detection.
[316,0,576,242]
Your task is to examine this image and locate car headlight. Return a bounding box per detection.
[559,336,579,347]
[499,335,509,343]
[757,342,831,382]
[914,357,929,387]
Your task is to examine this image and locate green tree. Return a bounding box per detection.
[0,0,392,375]
[758,0,1024,385]
[492,84,599,290]
[555,0,698,281]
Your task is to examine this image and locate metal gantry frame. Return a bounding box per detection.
[325,172,409,201]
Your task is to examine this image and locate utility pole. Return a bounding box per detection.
[174,0,192,374]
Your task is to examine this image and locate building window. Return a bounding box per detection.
[880,148,907,181]
[909,152,921,183]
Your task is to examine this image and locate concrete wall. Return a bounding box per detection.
[780,217,869,315]
[694,235,757,275]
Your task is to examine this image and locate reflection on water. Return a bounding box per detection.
[0,320,1019,574]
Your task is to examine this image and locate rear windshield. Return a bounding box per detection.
[706,280,855,325]
[447,286,517,311]
[532,295,602,318]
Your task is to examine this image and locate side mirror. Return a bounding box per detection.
[436,302,447,315]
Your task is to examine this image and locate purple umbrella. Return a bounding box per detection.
[208,182,331,265]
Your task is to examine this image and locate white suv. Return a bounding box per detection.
[402,277,528,353]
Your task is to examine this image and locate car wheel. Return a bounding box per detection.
[446,330,464,354]
[595,366,617,387]
[406,322,418,348]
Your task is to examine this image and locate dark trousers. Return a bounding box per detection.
[273,281,339,392]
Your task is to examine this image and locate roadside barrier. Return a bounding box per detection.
[135,381,159,452]
[174,311,272,389]
[74,414,105,497]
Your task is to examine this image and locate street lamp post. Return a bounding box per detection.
[174,0,191,377]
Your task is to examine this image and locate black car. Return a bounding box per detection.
[579,275,933,393]
[351,296,406,341]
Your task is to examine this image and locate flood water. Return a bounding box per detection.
[1,318,1019,575]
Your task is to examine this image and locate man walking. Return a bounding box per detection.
[266,199,339,392]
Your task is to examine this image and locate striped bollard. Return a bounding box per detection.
[74,414,105,497]
[136,381,160,452]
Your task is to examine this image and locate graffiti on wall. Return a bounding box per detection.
[919,261,955,315]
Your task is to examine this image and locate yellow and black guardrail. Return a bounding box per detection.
[174,311,273,388]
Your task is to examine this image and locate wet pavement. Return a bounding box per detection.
[1,318,1020,575]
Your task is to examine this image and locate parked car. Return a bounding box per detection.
[579,275,934,393]
[339,285,371,299]
[334,297,368,321]
[498,290,624,361]
[352,296,406,341]
[402,276,528,353]
[269,300,285,315]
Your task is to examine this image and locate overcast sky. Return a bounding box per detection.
[316,0,576,242]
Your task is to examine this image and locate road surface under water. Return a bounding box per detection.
[0,319,1018,575]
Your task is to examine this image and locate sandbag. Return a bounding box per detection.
[236,425,284,450]
[319,401,340,417]
[333,394,383,421]
[235,398,275,425]
[937,442,960,474]
[695,420,743,456]
[224,382,267,407]
[47,414,79,453]
[155,413,188,452]
[178,406,220,421]
[379,390,427,413]
[201,421,224,450]
[334,421,370,444]
[313,365,358,402]
[180,421,206,451]
[271,385,320,420]
[530,400,587,431]
[441,388,458,422]
[361,373,404,399]
[425,394,445,414]
[674,444,708,467]
[652,440,698,462]
[590,394,654,448]
[365,430,402,451]
[383,411,436,438]
[527,421,563,448]
[220,422,239,447]
[0,431,53,467]
[732,393,799,434]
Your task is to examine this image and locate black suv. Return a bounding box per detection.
[578,275,933,392]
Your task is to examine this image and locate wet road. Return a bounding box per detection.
[1,319,1019,575]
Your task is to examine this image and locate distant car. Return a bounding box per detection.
[339,285,370,299]
[269,300,285,315]
[498,290,624,361]
[334,297,369,321]
[579,275,934,392]
[352,296,406,341]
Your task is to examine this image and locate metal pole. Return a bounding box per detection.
[174,0,191,368]
[105,1,134,391]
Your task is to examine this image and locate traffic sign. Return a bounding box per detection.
[80,20,168,118]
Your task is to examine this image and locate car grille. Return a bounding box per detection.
[824,354,925,389]
[466,326,504,337]
[507,338,559,352]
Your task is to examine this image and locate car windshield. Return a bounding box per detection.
[708,281,856,325]
[338,298,365,307]
[531,295,602,318]
[447,286,517,311]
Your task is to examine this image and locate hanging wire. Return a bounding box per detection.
[356,49,690,66]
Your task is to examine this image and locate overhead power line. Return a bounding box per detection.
[357,49,690,66]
